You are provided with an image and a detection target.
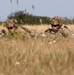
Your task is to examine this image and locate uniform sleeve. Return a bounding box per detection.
[44,28,53,33]
[58,25,73,37]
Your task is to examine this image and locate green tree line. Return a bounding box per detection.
[1,11,73,25]
[8,11,50,25]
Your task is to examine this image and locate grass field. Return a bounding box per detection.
[0,24,74,33]
[0,24,74,75]
[21,24,74,33]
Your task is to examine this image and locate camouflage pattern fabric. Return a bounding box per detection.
[0,29,6,37]
[6,19,18,27]
[41,16,74,38]
[44,24,73,38]
[5,19,18,34]
[50,16,62,25]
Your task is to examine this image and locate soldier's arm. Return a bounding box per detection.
[59,25,73,37]
[45,28,52,33]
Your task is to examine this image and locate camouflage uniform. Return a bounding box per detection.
[0,29,6,37]
[5,19,18,34]
[5,19,36,36]
[44,16,73,37]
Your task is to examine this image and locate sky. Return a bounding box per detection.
[0,0,74,21]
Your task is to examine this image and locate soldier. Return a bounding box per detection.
[5,19,18,35]
[5,19,36,37]
[43,16,73,37]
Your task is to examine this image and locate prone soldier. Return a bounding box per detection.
[5,19,18,35]
[42,16,74,37]
[5,19,36,36]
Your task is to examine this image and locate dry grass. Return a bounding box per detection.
[0,24,74,33]
[22,24,74,33]
[0,24,74,75]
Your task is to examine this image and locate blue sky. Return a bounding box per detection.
[0,0,74,21]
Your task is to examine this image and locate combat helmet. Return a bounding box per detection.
[6,19,18,28]
[5,19,18,34]
[50,16,62,26]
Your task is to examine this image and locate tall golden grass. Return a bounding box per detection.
[0,24,74,75]
[22,24,74,32]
